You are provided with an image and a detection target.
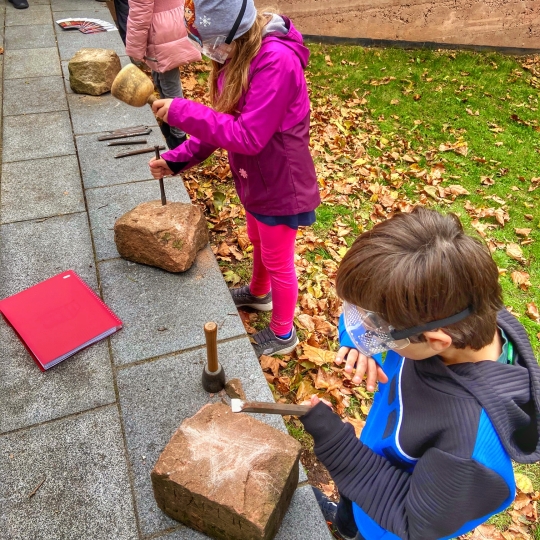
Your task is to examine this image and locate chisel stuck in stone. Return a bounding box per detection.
[230,399,311,416]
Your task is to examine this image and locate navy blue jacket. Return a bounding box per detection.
[301,309,540,539]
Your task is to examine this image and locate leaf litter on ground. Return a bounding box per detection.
[177,49,540,535]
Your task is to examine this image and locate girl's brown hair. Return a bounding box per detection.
[336,207,503,350]
[209,11,272,114]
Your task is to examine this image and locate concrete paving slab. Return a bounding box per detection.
[98,249,246,365]
[85,177,191,261]
[62,54,130,94]
[0,407,139,540]
[3,111,75,163]
[52,0,110,13]
[52,7,112,31]
[0,321,115,434]
[68,91,157,135]
[116,337,295,537]
[5,23,56,49]
[0,213,97,299]
[0,155,84,224]
[274,485,334,540]
[4,47,61,79]
[3,76,67,116]
[5,4,52,26]
[76,128,165,188]
[56,23,124,60]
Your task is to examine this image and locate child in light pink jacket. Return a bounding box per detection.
[126,0,201,148]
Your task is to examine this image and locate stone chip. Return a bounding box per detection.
[151,402,301,540]
[68,48,121,96]
[114,201,208,273]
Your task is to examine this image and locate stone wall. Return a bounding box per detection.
[262,0,540,50]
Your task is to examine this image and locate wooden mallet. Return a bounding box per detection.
[201,322,226,393]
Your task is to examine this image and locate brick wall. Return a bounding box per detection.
[261,0,540,50]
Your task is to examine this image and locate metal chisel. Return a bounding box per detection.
[231,399,311,416]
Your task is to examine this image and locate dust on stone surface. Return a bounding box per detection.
[181,421,278,494]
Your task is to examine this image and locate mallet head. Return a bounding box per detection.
[111,64,156,108]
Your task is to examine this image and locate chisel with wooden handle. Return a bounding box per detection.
[231,399,311,416]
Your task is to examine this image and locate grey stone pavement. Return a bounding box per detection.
[0,2,332,539]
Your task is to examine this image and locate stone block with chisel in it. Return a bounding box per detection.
[114,200,208,273]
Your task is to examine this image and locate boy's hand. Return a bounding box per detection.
[300,395,333,408]
[336,347,388,391]
[152,98,174,123]
[149,158,173,179]
[308,395,332,408]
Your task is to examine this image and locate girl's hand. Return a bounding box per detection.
[149,158,173,179]
[152,98,174,123]
[335,347,388,391]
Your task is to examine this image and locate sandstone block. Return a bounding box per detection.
[68,48,121,96]
[114,201,208,273]
[151,403,301,540]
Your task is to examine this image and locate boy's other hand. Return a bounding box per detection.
[152,98,174,123]
[336,347,388,391]
[149,158,173,179]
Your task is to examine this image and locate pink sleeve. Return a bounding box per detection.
[165,48,302,155]
[125,0,153,60]
[161,135,218,171]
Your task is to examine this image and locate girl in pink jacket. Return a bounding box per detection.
[126,0,200,148]
[148,0,320,358]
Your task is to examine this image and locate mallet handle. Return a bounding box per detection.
[204,322,219,373]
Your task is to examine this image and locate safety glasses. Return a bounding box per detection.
[343,301,472,357]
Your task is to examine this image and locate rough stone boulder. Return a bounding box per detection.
[114,201,208,273]
[68,48,121,96]
[151,403,301,540]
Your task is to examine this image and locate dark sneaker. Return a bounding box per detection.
[9,0,29,8]
[251,327,298,357]
[312,488,360,540]
[230,285,273,311]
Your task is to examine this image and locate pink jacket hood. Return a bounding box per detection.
[126,0,201,73]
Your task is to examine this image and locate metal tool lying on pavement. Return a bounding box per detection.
[114,145,165,158]
[97,125,152,141]
[231,399,311,416]
[107,139,148,146]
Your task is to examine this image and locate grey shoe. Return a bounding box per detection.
[230,285,273,311]
[251,327,298,357]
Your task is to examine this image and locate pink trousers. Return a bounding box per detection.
[246,212,298,336]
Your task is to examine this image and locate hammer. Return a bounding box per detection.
[201,322,226,393]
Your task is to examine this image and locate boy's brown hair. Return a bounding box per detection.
[336,207,503,350]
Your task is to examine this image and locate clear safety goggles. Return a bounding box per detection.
[186,33,234,64]
[343,301,472,357]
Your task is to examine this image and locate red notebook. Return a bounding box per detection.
[0,270,122,371]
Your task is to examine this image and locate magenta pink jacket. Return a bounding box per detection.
[126,0,201,73]
[162,18,320,216]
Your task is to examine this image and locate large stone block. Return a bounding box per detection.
[114,201,208,273]
[68,48,121,95]
[151,403,301,540]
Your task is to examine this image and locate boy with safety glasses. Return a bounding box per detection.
[300,207,540,540]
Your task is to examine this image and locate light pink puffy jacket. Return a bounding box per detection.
[126,0,201,73]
